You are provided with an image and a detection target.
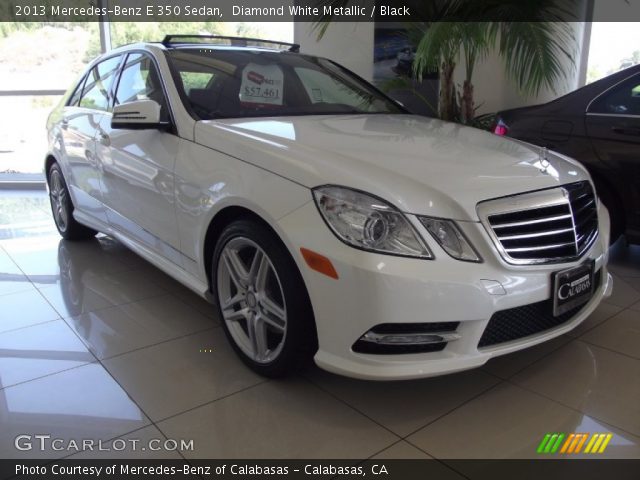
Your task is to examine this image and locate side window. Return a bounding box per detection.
[79,55,122,111]
[589,74,640,116]
[115,53,169,121]
[68,75,87,107]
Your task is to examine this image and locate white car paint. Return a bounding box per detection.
[46,42,612,380]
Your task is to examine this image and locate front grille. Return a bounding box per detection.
[478,269,601,348]
[481,181,598,264]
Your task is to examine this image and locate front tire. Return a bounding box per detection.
[212,218,316,378]
[48,162,97,241]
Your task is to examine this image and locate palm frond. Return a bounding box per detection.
[309,0,351,40]
[498,21,575,96]
[413,22,463,79]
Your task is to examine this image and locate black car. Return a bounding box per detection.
[494,65,640,244]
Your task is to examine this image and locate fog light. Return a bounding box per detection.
[362,332,461,345]
[353,322,460,355]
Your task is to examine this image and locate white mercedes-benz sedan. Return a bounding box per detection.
[45,35,612,380]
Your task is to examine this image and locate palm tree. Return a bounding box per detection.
[412,22,494,122]
[414,20,576,123]
[313,0,577,124]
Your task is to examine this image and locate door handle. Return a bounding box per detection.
[611,126,640,136]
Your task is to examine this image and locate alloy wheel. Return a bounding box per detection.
[49,169,69,232]
[216,237,288,364]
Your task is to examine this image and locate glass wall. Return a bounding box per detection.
[109,22,293,48]
[587,23,640,83]
[0,22,101,180]
[0,95,60,174]
[0,21,293,182]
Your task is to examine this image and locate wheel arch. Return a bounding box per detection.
[202,204,318,349]
[202,205,301,295]
[203,206,262,290]
[44,154,58,182]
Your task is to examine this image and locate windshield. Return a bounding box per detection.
[166,48,403,119]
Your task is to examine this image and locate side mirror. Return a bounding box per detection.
[111,99,169,130]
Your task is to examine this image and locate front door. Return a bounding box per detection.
[95,52,182,264]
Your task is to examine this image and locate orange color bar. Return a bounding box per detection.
[567,434,581,453]
[560,434,575,454]
[574,434,589,453]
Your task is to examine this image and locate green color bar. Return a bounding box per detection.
[537,434,552,453]
[544,434,559,453]
[550,433,566,453]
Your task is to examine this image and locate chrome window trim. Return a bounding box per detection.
[477,186,598,266]
[585,112,640,119]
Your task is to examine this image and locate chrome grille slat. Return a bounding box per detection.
[505,242,576,253]
[497,227,575,241]
[491,214,572,229]
[478,181,599,265]
[573,198,595,216]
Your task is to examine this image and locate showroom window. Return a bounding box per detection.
[0,20,290,184]
[0,22,101,181]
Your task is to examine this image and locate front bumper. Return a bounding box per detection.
[277,200,612,381]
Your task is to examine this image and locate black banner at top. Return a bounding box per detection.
[2,0,640,22]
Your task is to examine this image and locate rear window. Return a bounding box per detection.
[166,49,402,119]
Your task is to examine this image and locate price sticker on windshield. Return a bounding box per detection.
[240,63,284,106]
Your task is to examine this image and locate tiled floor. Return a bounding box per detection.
[1,190,639,465]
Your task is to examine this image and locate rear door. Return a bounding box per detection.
[60,55,122,224]
[585,73,640,225]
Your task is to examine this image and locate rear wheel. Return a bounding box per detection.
[212,218,316,377]
[48,163,97,241]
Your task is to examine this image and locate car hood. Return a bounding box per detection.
[196,114,590,221]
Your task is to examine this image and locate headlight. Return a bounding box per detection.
[313,186,432,259]
[418,217,481,262]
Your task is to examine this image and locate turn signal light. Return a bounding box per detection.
[300,248,339,279]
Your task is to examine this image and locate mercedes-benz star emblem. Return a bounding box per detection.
[539,147,551,174]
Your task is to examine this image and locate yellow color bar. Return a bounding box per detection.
[598,434,613,453]
[584,434,598,453]
[591,434,606,453]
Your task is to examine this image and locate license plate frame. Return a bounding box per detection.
[552,260,595,317]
